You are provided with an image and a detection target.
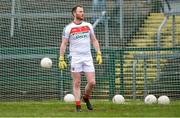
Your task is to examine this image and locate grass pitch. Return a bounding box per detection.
[0,100,180,117]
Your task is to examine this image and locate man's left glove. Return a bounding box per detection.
[58,56,67,70]
[96,51,102,64]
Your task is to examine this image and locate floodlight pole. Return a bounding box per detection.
[10,0,16,37]
[172,15,176,48]
[119,0,124,40]
[17,0,22,28]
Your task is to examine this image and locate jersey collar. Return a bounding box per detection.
[73,21,83,25]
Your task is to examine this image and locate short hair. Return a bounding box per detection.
[71,5,83,16]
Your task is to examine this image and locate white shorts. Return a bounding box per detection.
[70,55,95,72]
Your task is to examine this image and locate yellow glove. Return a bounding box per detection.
[58,56,67,69]
[96,51,102,64]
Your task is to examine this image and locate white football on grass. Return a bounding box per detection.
[144,94,157,104]
[158,95,170,104]
[112,94,125,104]
[64,94,75,102]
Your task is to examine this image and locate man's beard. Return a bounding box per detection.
[76,15,84,20]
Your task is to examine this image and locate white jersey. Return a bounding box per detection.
[62,21,94,57]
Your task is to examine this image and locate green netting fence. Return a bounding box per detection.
[0,0,180,100]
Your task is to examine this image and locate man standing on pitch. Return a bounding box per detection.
[59,5,102,112]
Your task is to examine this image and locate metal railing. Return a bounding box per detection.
[156,0,180,80]
[132,52,180,99]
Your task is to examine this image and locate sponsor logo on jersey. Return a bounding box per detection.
[70,26,90,34]
[70,26,90,39]
[75,33,88,39]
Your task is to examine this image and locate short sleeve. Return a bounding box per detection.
[62,26,70,39]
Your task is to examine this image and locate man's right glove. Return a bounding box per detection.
[96,51,102,64]
[58,56,67,70]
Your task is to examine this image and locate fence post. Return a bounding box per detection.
[120,49,124,95]
[143,59,148,98]
[109,51,115,99]
[132,60,137,100]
